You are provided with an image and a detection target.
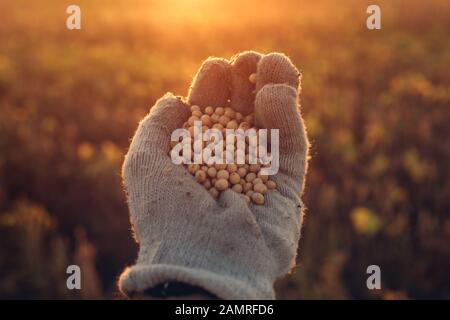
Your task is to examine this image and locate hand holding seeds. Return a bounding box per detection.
[119,51,309,300]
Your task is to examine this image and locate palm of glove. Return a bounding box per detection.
[120,51,309,299]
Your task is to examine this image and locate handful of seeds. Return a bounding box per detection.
[170,74,277,205]
[184,105,277,205]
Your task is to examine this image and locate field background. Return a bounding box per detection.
[0,0,449,299]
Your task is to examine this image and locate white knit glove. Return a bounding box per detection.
[118,51,309,299]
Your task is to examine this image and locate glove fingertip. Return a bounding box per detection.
[256,53,301,92]
[229,51,263,115]
[187,57,231,109]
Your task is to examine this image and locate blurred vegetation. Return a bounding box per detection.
[0,0,449,299]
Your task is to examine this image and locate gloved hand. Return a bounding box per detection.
[118,51,309,300]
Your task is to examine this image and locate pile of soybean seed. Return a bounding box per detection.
[179,73,277,205]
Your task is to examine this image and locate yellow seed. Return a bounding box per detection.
[249,73,257,84]
[211,114,220,124]
[195,170,207,183]
[201,114,212,127]
[219,115,231,126]
[181,105,278,196]
[190,105,201,112]
[252,178,263,185]
[215,178,229,191]
[205,106,214,115]
[203,178,212,189]
[266,180,277,189]
[224,109,236,119]
[253,182,267,194]
[251,192,265,205]
[229,172,240,184]
[243,182,253,192]
[188,164,199,174]
[192,110,203,118]
[207,167,217,178]
[226,120,239,129]
[243,195,251,204]
[237,167,247,177]
[215,107,225,115]
[245,172,256,182]
[232,184,243,193]
[217,169,229,180]
[209,187,219,198]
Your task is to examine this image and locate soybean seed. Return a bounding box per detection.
[215,107,225,115]
[232,184,243,193]
[207,167,217,178]
[252,178,263,185]
[190,105,201,112]
[217,170,229,180]
[224,109,236,119]
[188,164,199,174]
[226,120,239,129]
[215,178,229,191]
[266,180,277,189]
[192,110,203,118]
[205,106,214,115]
[237,167,247,177]
[211,114,220,123]
[253,183,267,194]
[195,170,207,183]
[243,182,253,192]
[245,172,256,182]
[219,115,230,126]
[200,114,212,127]
[251,192,265,205]
[229,172,241,185]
